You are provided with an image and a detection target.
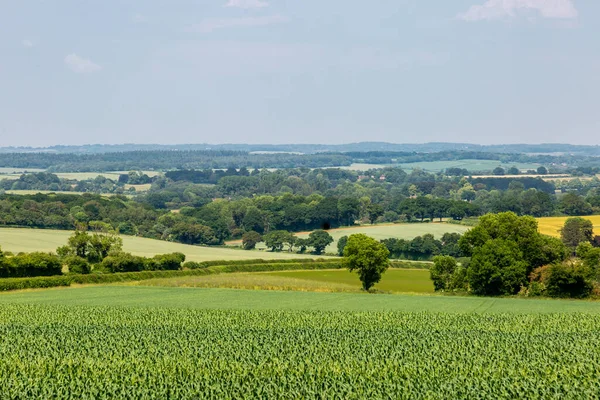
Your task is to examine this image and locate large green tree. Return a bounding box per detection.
[459,212,567,296]
[343,234,390,291]
[560,217,594,254]
[308,230,334,255]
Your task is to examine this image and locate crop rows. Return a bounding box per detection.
[1,305,600,398]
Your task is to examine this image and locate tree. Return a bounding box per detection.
[296,238,310,253]
[343,234,390,291]
[337,235,349,256]
[264,230,290,252]
[366,203,384,224]
[242,231,262,250]
[308,230,334,255]
[537,166,548,175]
[468,239,529,296]
[545,262,593,298]
[430,256,467,291]
[559,193,592,216]
[560,217,594,253]
[459,212,567,295]
[492,167,505,176]
[507,166,520,175]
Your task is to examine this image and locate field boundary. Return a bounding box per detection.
[0,259,429,292]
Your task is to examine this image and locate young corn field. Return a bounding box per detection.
[1,305,599,398]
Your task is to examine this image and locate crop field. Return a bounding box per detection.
[229,223,469,253]
[124,269,434,294]
[537,216,600,237]
[396,159,540,173]
[0,301,599,398]
[2,286,599,313]
[0,228,329,262]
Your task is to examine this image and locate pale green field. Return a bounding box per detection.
[130,269,433,294]
[337,163,390,171]
[0,170,161,181]
[230,223,469,253]
[397,159,541,173]
[0,167,45,174]
[0,228,329,262]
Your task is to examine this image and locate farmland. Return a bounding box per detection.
[0,228,328,262]
[537,216,600,237]
[0,292,599,397]
[124,269,434,294]
[228,223,470,253]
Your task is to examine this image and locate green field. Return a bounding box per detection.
[124,269,434,294]
[1,303,599,397]
[229,223,469,253]
[1,285,598,313]
[0,228,329,262]
[396,159,541,173]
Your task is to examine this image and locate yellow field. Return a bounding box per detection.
[536,216,600,237]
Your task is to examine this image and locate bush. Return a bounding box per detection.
[0,276,72,291]
[151,252,185,270]
[100,253,145,273]
[0,252,62,278]
[545,262,593,298]
[65,256,91,274]
[182,261,205,270]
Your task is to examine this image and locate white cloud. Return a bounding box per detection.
[132,13,149,23]
[64,54,102,74]
[186,15,288,33]
[458,0,578,21]
[225,0,268,9]
[22,39,34,48]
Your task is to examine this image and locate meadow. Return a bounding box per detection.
[0,228,328,262]
[537,215,600,237]
[1,304,599,398]
[123,269,434,294]
[0,170,161,181]
[229,223,470,253]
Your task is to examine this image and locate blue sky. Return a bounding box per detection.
[1,0,598,146]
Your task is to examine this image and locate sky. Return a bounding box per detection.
[0,0,599,147]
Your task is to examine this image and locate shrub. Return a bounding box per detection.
[182,261,205,270]
[65,256,91,274]
[545,262,593,298]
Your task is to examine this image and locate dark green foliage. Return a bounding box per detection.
[65,256,91,274]
[561,217,594,253]
[337,236,348,256]
[0,276,72,291]
[0,252,62,278]
[468,239,529,296]
[308,230,334,255]
[182,261,205,270]
[264,231,293,252]
[559,193,593,216]
[545,263,593,298]
[344,234,390,291]
[242,231,262,250]
[430,256,467,291]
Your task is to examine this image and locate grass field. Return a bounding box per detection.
[397,159,540,173]
[537,216,600,237]
[229,223,469,253]
[0,170,162,181]
[0,227,329,262]
[123,269,434,294]
[0,285,598,313]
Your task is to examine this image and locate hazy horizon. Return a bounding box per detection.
[2,0,599,147]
